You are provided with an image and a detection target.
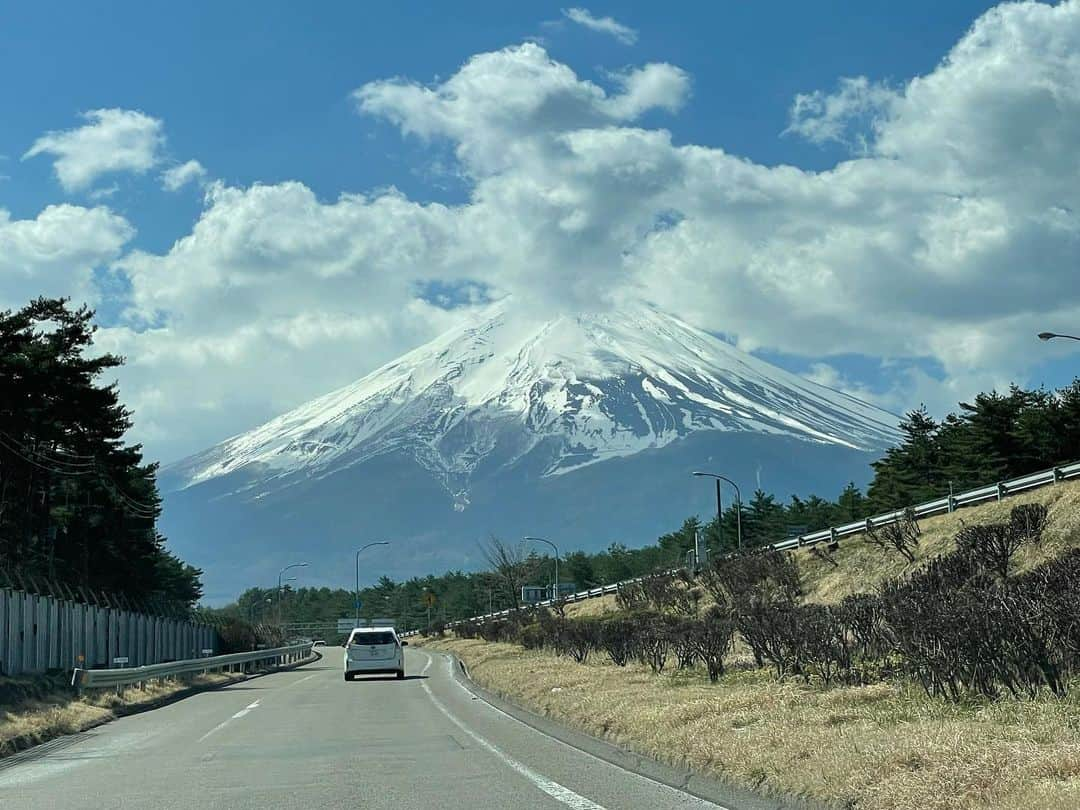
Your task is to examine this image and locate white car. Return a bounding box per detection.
[343,627,407,681]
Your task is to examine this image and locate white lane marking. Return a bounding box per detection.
[196,667,317,743]
[197,700,260,742]
[420,659,605,810]
[433,651,724,809]
[280,673,317,690]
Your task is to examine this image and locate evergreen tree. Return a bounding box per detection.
[0,298,202,605]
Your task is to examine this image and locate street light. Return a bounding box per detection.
[1038,332,1080,342]
[355,542,390,626]
[523,536,559,601]
[692,471,743,550]
[277,562,308,623]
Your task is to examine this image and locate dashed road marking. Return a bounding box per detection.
[198,700,260,742]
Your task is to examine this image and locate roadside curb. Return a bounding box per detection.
[430,648,832,810]
[0,650,322,761]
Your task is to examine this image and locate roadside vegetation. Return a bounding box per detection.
[0,670,244,757]
[419,479,1080,810]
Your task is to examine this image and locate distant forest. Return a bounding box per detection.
[0,298,203,608]
[218,379,1080,633]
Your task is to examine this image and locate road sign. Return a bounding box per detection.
[112,657,129,666]
[422,592,437,608]
[201,648,214,656]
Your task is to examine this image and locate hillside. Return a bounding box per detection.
[422,477,1080,810]
[560,478,1080,619]
[797,478,1080,603]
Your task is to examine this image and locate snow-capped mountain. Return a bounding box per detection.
[170,302,897,505]
[161,302,899,602]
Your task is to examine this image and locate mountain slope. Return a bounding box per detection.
[169,303,897,501]
[161,302,899,601]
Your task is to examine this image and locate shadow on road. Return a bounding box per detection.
[346,675,429,682]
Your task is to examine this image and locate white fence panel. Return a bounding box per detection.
[0,587,218,676]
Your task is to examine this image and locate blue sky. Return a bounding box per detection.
[3,1,1079,462]
[3,1,994,241]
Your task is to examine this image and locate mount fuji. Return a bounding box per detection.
[160,302,900,601]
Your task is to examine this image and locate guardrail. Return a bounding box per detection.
[768,460,1080,553]
[71,642,313,693]
[403,459,1080,637]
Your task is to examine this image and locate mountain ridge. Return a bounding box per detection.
[165,301,899,504]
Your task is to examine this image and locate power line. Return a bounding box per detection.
[0,430,95,471]
[0,430,159,516]
[0,433,94,476]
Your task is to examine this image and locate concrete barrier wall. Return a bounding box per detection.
[0,587,218,676]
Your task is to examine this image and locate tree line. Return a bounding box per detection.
[0,298,203,608]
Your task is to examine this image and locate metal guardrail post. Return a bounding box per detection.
[997,482,1007,501]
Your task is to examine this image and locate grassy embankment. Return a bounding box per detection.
[0,670,248,757]
[419,480,1080,810]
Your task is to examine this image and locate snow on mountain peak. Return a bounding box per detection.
[169,302,899,501]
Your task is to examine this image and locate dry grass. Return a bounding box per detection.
[421,636,1080,810]
[564,594,618,617]
[0,671,240,757]
[798,479,1080,604]
[416,479,1080,809]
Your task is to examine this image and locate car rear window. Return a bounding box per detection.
[349,631,396,645]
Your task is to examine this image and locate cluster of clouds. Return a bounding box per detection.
[23,107,206,193]
[4,2,1080,461]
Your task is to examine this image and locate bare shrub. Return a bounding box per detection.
[866,507,921,562]
[957,523,1024,579]
[637,615,672,673]
[684,606,735,682]
[598,615,638,666]
[1010,503,1049,544]
[700,549,802,669]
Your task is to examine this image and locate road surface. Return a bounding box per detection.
[0,648,729,809]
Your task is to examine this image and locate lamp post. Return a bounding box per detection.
[523,536,559,601]
[1038,332,1080,343]
[277,563,308,624]
[355,542,390,626]
[692,471,743,550]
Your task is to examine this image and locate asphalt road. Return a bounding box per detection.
[0,648,726,809]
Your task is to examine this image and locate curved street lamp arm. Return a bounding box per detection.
[1038,332,1080,342]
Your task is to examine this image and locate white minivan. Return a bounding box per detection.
[343,627,407,680]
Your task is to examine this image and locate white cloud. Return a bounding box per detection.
[161,159,207,191]
[100,181,470,459]
[0,204,134,310]
[786,76,896,148]
[24,108,164,192]
[81,1,1080,461]
[562,8,638,45]
[353,43,688,176]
